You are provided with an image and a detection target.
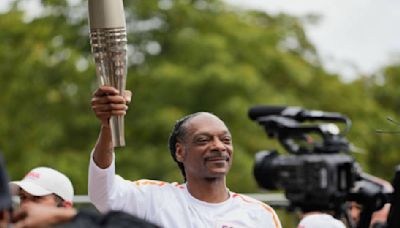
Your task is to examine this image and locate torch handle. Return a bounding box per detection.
[110,115,125,147]
[90,28,127,147]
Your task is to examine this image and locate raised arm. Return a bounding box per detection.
[90,86,131,168]
[89,86,132,212]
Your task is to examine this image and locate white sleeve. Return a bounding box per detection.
[88,150,117,213]
[88,151,154,218]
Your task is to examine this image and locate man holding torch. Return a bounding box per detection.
[88,86,282,228]
[87,0,281,227]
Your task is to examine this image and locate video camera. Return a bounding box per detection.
[249,105,400,228]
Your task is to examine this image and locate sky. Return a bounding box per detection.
[1,0,399,82]
[224,0,400,81]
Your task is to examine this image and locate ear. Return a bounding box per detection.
[63,201,73,208]
[175,142,185,162]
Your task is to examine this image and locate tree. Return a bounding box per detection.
[0,0,398,204]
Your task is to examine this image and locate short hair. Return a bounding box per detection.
[53,194,65,207]
[168,112,208,182]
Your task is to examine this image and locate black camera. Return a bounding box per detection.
[254,151,358,211]
[249,105,358,212]
[249,105,400,228]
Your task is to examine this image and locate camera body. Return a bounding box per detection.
[254,150,358,211]
[249,105,359,212]
[249,106,399,227]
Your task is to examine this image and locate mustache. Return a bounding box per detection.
[205,152,230,161]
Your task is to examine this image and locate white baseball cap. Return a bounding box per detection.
[298,213,346,228]
[10,167,74,204]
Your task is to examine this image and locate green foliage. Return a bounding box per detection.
[356,63,400,179]
[1,2,400,226]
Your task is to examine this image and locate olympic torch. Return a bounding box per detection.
[88,0,127,147]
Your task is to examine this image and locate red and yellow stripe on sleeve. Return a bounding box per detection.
[232,193,281,228]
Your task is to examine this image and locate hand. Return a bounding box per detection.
[0,210,11,227]
[91,86,132,127]
[371,203,390,225]
[12,203,77,228]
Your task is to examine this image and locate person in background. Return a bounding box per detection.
[3,162,158,227]
[88,86,282,228]
[348,176,393,228]
[297,212,346,228]
[0,153,12,228]
[349,201,391,228]
[10,166,74,208]
[12,202,160,228]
